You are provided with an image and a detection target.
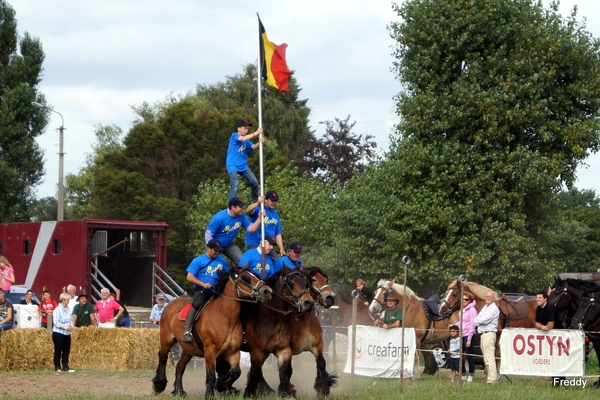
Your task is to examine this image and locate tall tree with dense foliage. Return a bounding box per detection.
[293,115,377,187]
[329,0,600,293]
[0,1,48,222]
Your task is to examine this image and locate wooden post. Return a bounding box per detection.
[350,295,358,384]
[400,255,410,392]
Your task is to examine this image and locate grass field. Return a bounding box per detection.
[0,351,598,399]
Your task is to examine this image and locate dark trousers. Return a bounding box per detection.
[52,332,71,370]
[462,336,475,374]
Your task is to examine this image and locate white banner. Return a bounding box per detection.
[499,328,585,377]
[344,325,417,378]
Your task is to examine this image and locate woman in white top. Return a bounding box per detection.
[52,292,77,373]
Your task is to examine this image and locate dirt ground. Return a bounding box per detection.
[0,353,349,399]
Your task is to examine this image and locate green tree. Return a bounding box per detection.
[0,1,47,222]
[328,0,600,293]
[30,196,57,221]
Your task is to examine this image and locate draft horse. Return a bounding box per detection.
[567,284,600,388]
[369,279,461,377]
[548,276,600,328]
[151,265,272,398]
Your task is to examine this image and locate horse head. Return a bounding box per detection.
[304,266,336,308]
[440,280,462,314]
[571,289,600,331]
[281,266,314,313]
[369,279,393,318]
[548,276,571,314]
[231,265,272,302]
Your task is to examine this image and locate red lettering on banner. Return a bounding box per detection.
[557,337,570,356]
[527,335,535,355]
[513,334,525,355]
[545,336,556,356]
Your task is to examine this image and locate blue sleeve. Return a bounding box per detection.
[241,214,251,230]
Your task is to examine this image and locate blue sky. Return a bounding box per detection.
[10,0,600,199]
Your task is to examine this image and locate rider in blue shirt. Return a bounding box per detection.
[245,190,285,260]
[240,237,277,279]
[182,239,229,342]
[274,242,305,272]
[226,119,264,203]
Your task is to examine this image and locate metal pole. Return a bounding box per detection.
[458,275,466,392]
[400,255,410,392]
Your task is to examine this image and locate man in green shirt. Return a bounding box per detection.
[376,293,402,329]
[72,294,97,327]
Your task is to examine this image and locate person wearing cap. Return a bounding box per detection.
[149,293,169,327]
[239,236,277,278]
[204,197,263,265]
[72,294,97,327]
[375,294,402,329]
[274,242,305,271]
[245,190,285,259]
[226,119,264,203]
[182,238,230,342]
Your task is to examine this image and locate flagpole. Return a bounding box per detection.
[257,12,266,279]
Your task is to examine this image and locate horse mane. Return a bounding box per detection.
[214,269,230,293]
[306,266,328,280]
[463,281,498,300]
[330,283,354,304]
[564,278,600,292]
[376,279,420,300]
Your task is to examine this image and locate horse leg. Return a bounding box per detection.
[152,348,170,394]
[204,349,218,400]
[244,351,273,398]
[216,353,242,394]
[314,352,338,400]
[172,351,193,396]
[276,348,296,397]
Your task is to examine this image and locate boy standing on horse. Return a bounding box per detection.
[226,119,264,203]
[375,294,402,329]
[182,239,229,342]
[245,190,285,260]
[205,197,263,265]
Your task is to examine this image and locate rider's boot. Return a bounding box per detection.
[182,307,197,342]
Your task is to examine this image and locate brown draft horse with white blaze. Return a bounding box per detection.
[369,279,461,377]
[151,265,272,398]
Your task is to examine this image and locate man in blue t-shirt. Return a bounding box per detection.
[274,242,305,271]
[183,239,230,342]
[239,236,277,279]
[205,197,263,265]
[245,190,285,260]
[226,119,264,203]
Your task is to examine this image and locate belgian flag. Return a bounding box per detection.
[258,17,293,92]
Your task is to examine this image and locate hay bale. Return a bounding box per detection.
[0,327,163,372]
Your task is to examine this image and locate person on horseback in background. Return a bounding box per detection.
[274,242,305,271]
[245,190,285,260]
[182,239,229,343]
[240,236,277,278]
[205,197,263,266]
[355,279,375,305]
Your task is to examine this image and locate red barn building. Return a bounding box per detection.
[0,220,168,308]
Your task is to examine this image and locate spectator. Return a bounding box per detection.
[94,288,123,328]
[0,256,15,295]
[457,294,478,383]
[245,191,285,259]
[0,290,13,331]
[239,237,277,278]
[204,197,263,265]
[183,239,229,342]
[66,284,78,312]
[474,290,500,384]
[52,292,76,372]
[355,279,375,305]
[535,290,562,331]
[39,289,58,329]
[20,289,39,306]
[109,292,130,327]
[226,119,264,203]
[274,242,305,271]
[72,294,97,327]
[375,294,402,329]
[447,325,461,382]
[149,293,168,326]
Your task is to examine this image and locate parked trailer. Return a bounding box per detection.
[0,220,168,308]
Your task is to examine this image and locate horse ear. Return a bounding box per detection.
[390,279,395,285]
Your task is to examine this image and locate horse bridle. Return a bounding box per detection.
[231,267,267,302]
[439,287,461,319]
[280,269,311,312]
[308,275,332,307]
[572,294,597,330]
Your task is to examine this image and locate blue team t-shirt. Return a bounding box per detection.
[226,132,254,173]
[245,207,282,247]
[239,248,276,278]
[206,209,252,247]
[273,255,304,273]
[186,253,230,293]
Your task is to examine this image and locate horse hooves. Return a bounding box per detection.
[151,377,167,394]
[171,389,187,397]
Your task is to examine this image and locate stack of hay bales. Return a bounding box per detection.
[0,327,162,371]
